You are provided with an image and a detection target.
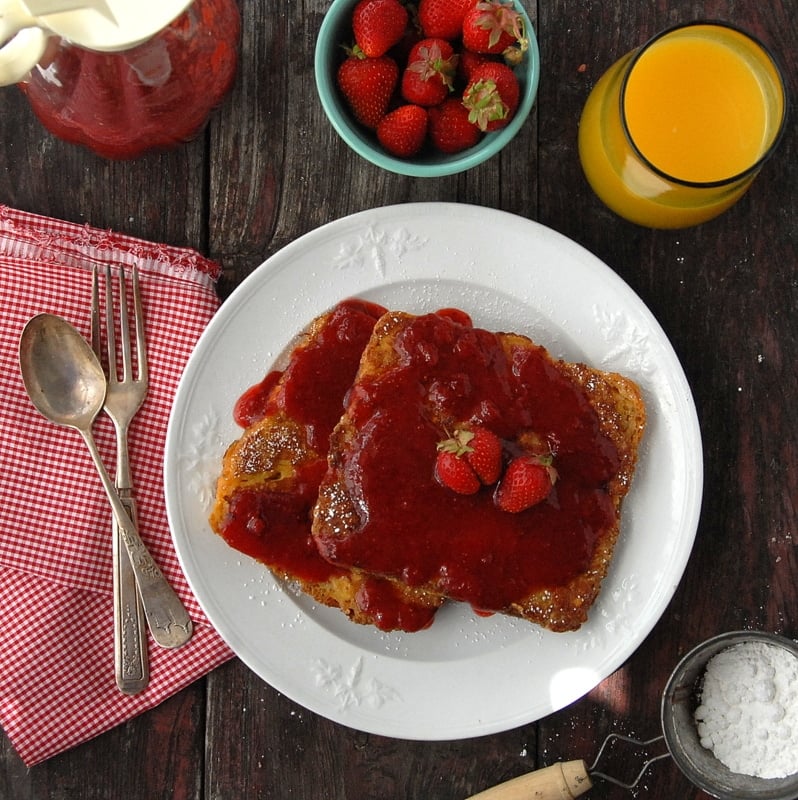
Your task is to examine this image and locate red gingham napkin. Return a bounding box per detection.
[0,205,234,766]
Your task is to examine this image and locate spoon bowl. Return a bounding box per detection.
[19,313,107,429]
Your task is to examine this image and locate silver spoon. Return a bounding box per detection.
[19,313,193,649]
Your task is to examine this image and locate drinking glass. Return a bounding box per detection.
[578,21,787,229]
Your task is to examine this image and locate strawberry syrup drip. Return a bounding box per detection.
[233,371,282,428]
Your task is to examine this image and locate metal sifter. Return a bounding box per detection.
[466,631,798,800]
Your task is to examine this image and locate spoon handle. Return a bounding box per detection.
[80,428,194,649]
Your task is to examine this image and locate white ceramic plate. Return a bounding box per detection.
[164,203,702,740]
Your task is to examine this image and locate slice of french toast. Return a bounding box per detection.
[209,300,443,632]
[312,309,646,632]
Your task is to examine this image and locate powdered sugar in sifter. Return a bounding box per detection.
[466,631,798,800]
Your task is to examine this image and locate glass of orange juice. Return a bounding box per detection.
[578,21,787,228]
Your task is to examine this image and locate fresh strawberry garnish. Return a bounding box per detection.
[465,427,502,484]
[436,426,502,489]
[435,449,481,495]
[462,0,528,56]
[352,0,409,58]
[377,104,429,157]
[427,96,481,153]
[401,38,458,107]
[418,0,476,39]
[462,61,519,131]
[495,454,557,513]
[337,50,399,129]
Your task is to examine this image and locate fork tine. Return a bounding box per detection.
[117,266,134,383]
[132,266,147,384]
[104,264,117,382]
[90,265,102,360]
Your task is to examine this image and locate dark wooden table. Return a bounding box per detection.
[1,1,796,798]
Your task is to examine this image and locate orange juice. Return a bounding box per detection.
[578,23,786,228]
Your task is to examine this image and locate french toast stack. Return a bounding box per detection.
[210,301,646,633]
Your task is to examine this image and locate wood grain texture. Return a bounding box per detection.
[1,0,796,797]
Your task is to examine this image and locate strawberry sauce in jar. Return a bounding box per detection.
[19,0,240,159]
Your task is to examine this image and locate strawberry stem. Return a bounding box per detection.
[463,78,508,130]
[437,428,475,456]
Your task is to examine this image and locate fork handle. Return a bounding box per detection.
[113,493,149,694]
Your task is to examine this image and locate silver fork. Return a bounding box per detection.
[92,265,149,693]
[91,266,193,672]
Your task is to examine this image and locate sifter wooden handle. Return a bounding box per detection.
[465,761,593,800]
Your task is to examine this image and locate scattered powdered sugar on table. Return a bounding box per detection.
[694,641,798,779]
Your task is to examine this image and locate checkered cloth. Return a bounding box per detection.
[0,206,234,766]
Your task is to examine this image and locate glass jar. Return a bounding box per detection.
[18,0,240,159]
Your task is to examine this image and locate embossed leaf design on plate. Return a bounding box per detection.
[332,225,428,276]
[311,657,401,710]
[179,410,226,511]
[593,305,656,378]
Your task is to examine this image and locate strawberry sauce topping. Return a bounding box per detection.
[316,311,622,613]
[233,371,282,428]
[222,460,332,583]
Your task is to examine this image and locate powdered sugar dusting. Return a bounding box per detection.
[694,641,798,779]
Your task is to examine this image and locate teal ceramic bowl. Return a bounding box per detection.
[314,0,540,177]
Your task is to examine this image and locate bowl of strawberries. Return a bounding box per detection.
[314,0,539,177]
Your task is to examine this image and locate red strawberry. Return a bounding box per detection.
[435,450,481,495]
[418,0,475,39]
[337,51,399,129]
[462,0,527,55]
[495,454,557,513]
[352,0,409,58]
[457,48,499,84]
[391,24,425,65]
[427,97,482,153]
[462,61,519,131]
[465,427,502,484]
[401,38,458,107]
[377,104,429,157]
[436,427,501,487]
